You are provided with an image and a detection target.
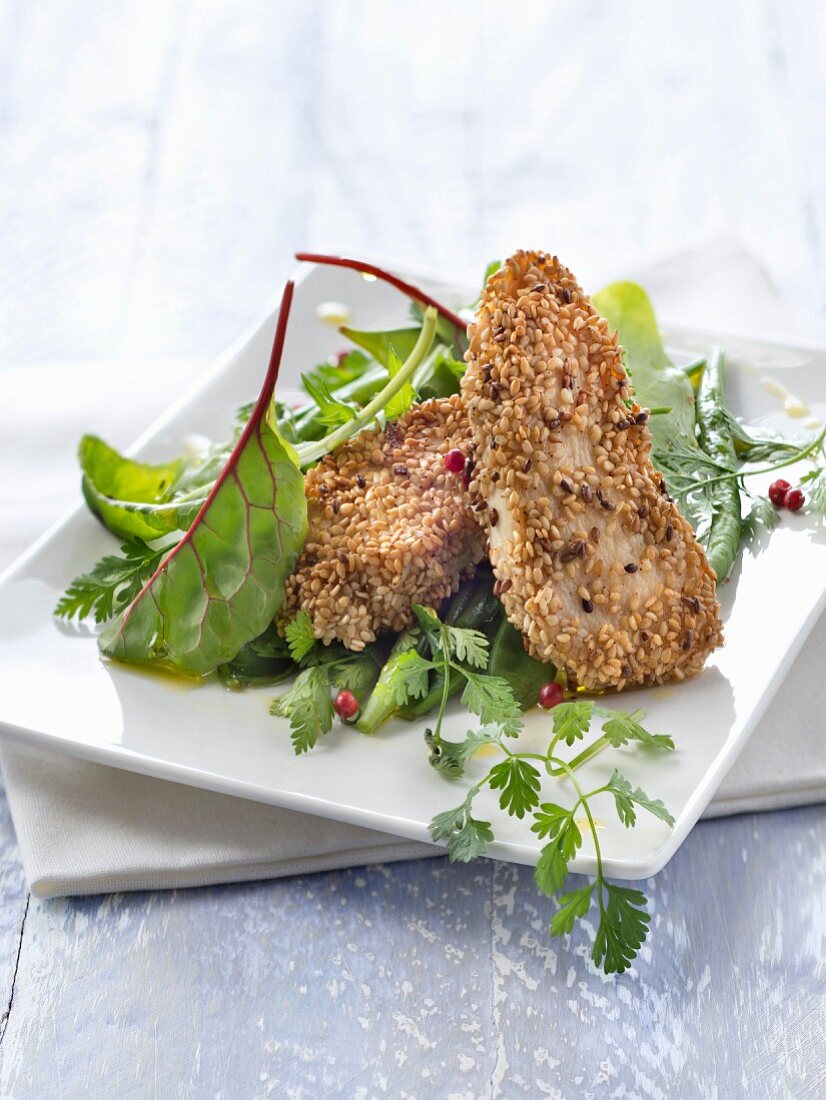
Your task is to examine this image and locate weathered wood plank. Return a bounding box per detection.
[0,790,28,1044]
[0,808,822,1097]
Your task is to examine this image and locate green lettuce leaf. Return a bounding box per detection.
[593,281,695,447]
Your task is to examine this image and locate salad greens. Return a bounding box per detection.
[99,282,308,676]
[54,251,826,976]
[593,281,696,448]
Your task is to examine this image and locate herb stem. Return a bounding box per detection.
[547,735,611,776]
[550,755,604,882]
[432,634,454,743]
[689,423,826,491]
[296,309,438,467]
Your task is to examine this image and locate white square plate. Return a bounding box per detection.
[0,260,824,878]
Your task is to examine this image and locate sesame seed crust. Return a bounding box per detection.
[284,395,486,650]
[461,250,723,691]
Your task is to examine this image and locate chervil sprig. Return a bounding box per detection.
[422,652,676,976]
[54,540,167,624]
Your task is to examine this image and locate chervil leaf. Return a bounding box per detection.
[385,345,416,421]
[429,803,467,841]
[801,468,826,515]
[384,650,435,706]
[534,816,582,896]
[424,730,467,777]
[442,624,490,669]
[300,374,359,429]
[270,666,333,755]
[284,610,317,663]
[488,758,542,819]
[598,710,674,752]
[605,769,675,828]
[458,724,505,761]
[530,802,573,840]
[592,883,651,974]
[426,724,504,777]
[552,700,594,746]
[550,883,595,937]
[446,814,493,862]
[742,493,780,540]
[460,670,522,736]
[55,541,166,624]
[428,801,492,862]
[328,650,382,697]
[411,606,490,670]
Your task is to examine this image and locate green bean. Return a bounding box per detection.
[356,629,420,734]
[696,347,741,581]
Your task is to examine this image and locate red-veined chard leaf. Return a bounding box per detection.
[294,252,467,332]
[99,281,307,676]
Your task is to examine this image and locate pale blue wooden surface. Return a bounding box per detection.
[1,1,825,1096]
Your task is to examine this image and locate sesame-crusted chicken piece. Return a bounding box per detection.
[284,395,486,650]
[462,250,723,691]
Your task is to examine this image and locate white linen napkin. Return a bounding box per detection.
[1,240,824,898]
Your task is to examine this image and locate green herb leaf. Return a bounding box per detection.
[598,710,674,751]
[802,468,826,515]
[530,802,572,840]
[428,800,493,862]
[488,757,542,818]
[605,769,676,829]
[592,883,651,974]
[411,605,491,670]
[328,650,383,697]
[300,374,359,429]
[425,724,504,777]
[534,818,582,895]
[460,670,522,736]
[99,283,308,676]
[552,700,594,746]
[742,493,781,540]
[54,541,167,624]
[270,666,333,754]
[385,650,435,707]
[284,610,317,663]
[550,883,595,937]
[442,625,490,669]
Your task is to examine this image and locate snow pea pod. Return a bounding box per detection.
[696,347,741,582]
